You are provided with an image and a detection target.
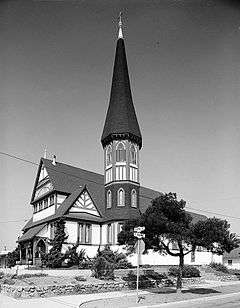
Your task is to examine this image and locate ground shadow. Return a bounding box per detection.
[148,287,221,295]
[183,288,221,295]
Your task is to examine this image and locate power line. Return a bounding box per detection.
[1,150,240,221]
[0,219,28,224]
[0,152,38,166]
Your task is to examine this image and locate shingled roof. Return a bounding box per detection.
[23,158,206,232]
[101,37,142,149]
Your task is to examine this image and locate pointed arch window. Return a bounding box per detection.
[106,145,112,166]
[116,142,126,162]
[117,188,125,206]
[107,190,112,208]
[130,145,137,165]
[131,189,137,207]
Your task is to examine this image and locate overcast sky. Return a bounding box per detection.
[1,0,240,250]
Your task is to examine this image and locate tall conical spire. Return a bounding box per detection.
[101,14,142,149]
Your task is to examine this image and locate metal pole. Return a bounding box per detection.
[136,238,140,303]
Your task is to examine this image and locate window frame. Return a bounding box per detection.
[131,189,137,207]
[130,144,137,165]
[117,188,125,207]
[106,145,112,167]
[116,142,126,163]
[106,190,112,208]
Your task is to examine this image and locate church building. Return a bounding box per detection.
[18,19,221,266]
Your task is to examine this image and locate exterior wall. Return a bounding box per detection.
[57,194,67,208]
[65,221,78,243]
[109,245,222,267]
[37,224,50,238]
[33,205,55,222]
[223,259,240,270]
[91,224,101,245]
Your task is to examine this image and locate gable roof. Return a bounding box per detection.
[23,159,206,231]
[18,224,46,242]
[42,158,104,194]
[101,37,142,149]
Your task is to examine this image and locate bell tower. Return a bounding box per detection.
[101,14,142,221]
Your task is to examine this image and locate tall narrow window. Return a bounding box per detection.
[107,190,112,208]
[106,145,112,166]
[85,224,91,243]
[131,189,137,207]
[50,223,55,239]
[116,142,126,162]
[107,224,112,243]
[49,195,54,206]
[130,145,137,165]
[117,188,125,206]
[44,198,48,209]
[78,223,84,243]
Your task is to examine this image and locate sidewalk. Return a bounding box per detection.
[1,280,240,308]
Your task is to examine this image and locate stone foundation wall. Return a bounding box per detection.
[0,277,205,299]
[1,281,130,299]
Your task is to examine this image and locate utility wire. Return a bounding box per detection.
[1,150,240,221]
[0,219,28,223]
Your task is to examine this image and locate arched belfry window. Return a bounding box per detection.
[116,142,126,162]
[117,188,125,206]
[107,190,112,208]
[106,146,112,166]
[131,189,137,207]
[130,145,137,165]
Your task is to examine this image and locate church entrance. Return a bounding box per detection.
[34,239,46,265]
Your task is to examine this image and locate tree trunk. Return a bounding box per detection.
[176,253,184,292]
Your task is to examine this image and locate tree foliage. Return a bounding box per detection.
[118,192,239,291]
[64,245,87,268]
[6,246,20,268]
[42,219,68,268]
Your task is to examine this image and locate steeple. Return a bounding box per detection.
[101,14,142,149]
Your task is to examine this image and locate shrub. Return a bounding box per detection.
[74,275,87,282]
[168,265,200,278]
[6,247,20,268]
[209,262,229,273]
[64,246,87,268]
[122,270,154,289]
[91,246,132,279]
[78,259,93,269]
[96,246,132,269]
[143,269,167,281]
[92,256,114,280]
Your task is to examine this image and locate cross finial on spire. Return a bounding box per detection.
[44,147,47,159]
[118,12,123,39]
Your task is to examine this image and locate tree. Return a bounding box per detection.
[6,246,20,268]
[118,192,239,292]
[42,219,68,268]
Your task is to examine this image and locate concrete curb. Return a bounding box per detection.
[131,291,240,308]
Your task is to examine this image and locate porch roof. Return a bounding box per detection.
[18,224,46,243]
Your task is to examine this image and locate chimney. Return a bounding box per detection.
[52,155,56,166]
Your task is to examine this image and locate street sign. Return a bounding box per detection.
[134,226,145,232]
[134,232,145,239]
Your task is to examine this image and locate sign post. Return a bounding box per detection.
[134,226,145,303]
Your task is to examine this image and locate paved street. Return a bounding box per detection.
[134,292,240,308]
